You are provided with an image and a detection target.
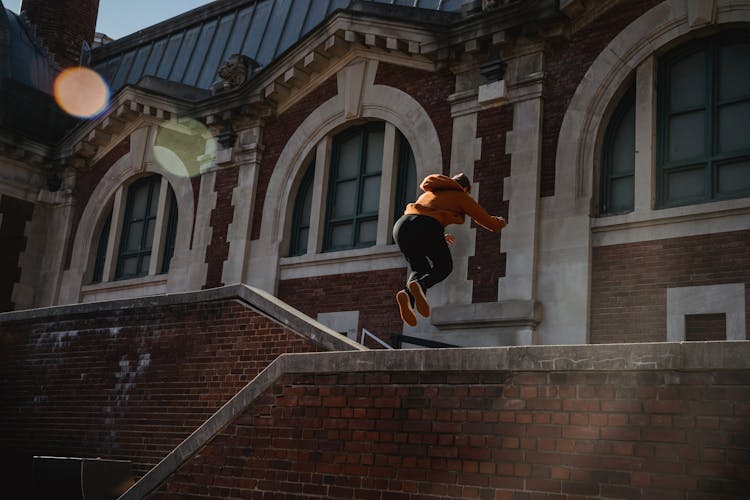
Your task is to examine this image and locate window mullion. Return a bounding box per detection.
[353,127,368,248]
[633,56,656,212]
[102,185,127,282]
[377,122,397,245]
[149,177,170,276]
[708,39,718,201]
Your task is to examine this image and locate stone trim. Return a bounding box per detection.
[119,340,750,500]
[667,283,747,342]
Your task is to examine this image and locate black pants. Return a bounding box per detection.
[393,214,453,292]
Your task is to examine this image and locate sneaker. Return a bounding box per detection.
[408,280,430,318]
[396,290,417,326]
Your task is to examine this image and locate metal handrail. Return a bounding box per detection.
[360,328,394,349]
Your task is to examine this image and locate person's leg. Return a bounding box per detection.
[419,236,453,290]
[393,215,423,325]
[396,216,449,317]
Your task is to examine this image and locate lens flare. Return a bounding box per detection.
[153,118,216,178]
[54,67,110,119]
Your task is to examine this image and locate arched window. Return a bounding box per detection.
[657,32,750,208]
[600,84,635,215]
[288,121,418,256]
[91,174,178,283]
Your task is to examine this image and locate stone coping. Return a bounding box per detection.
[119,340,749,499]
[432,300,542,329]
[0,284,366,353]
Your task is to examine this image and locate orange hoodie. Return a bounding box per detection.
[404,174,506,232]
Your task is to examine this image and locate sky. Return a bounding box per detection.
[5,0,216,40]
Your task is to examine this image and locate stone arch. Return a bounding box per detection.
[59,124,196,303]
[555,0,750,207]
[259,58,442,244]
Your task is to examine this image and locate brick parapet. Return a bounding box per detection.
[125,341,750,499]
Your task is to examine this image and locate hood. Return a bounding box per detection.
[419,174,463,193]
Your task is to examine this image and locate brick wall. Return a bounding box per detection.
[591,230,750,343]
[204,167,240,288]
[468,106,513,303]
[151,364,750,499]
[374,62,455,176]
[0,195,34,312]
[0,298,322,486]
[540,0,661,197]
[278,268,407,347]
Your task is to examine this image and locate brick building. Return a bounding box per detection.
[1,1,749,497]
[1,1,749,342]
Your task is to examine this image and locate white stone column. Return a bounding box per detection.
[169,171,215,292]
[498,74,543,305]
[12,171,76,308]
[221,125,263,286]
[442,89,482,307]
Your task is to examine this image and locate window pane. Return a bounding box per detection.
[290,164,315,256]
[330,223,352,248]
[333,180,356,217]
[719,43,750,101]
[337,134,360,179]
[130,183,149,219]
[301,182,313,221]
[365,129,384,174]
[717,160,750,195]
[161,190,178,274]
[610,176,634,213]
[125,221,144,251]
[718,101,750,153]
[612,102,635,175]
[669,111,705,162]
[357,219,377,245]
[145,219,155,250]
[148,182,160,217]
[296,228,308,254]
[666,167,705,203]
[92,210,112,283]
[121,256,138,277]
[361,176,381,213]
[140,254,151,275]
[669,49,706,110]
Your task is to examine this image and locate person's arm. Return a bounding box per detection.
[461,194,506,232]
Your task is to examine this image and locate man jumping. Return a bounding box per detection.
[392,173,507,326]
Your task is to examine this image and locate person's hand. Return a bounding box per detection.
[444,234,456,245]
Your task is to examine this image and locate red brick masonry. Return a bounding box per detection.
[152,365,750,499]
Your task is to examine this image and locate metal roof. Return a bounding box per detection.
[91,0,465,94]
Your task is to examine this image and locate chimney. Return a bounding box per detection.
[21,0,100,69]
